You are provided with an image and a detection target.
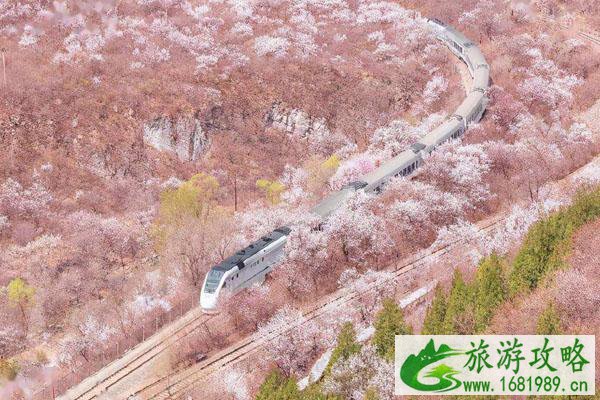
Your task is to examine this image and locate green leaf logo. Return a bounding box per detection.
[400,339,464,392]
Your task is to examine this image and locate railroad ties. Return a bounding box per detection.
[578,30,600,47]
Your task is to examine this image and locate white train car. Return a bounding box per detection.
[199,18,490,312]
[312,181,368,219]
[362,150,421,193]
[418,118,465,154]
[200,227,290,311]
[454,91,487,127]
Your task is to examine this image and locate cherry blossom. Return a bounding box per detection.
[323,191,391,262]
[257,305,333,375]
[221,367,250,400]
[323,345,394,400]
[338,269,396,322]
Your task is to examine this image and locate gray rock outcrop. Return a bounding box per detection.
[143,115,209,162]
[265,102,330,139]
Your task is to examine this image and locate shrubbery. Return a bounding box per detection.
[423,187,600,335]
[258,298,410,399]
[0,358,20,381]
[509,188,600,295]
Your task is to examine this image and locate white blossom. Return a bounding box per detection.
[222,367,249,400]
[0,215,10,232]
[19,25,39,46]
[254,35,290,57]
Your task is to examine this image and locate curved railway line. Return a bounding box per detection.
[45,11,600,400]
[59,213,504,400]
[58,18,490,400]
[137,216,506,400]
[198,17,491,312]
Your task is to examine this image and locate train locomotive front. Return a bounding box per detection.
[200,227,290,312]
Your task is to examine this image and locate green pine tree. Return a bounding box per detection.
[422,284,447,334]
[373,298,412,361]
[300,383,339,400]
[508,213,570,295]
[474,254,507,332]
[536,303,562,335]
[256,369,300,400]
[442,270,474,334]
[324,322,361,376]
[508,188,600,297]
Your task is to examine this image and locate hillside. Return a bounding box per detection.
[1,0,600,398]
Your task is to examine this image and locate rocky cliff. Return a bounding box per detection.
[143,115,209,162]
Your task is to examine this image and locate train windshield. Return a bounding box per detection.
[204,270,224,294]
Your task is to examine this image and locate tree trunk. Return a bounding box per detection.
[234,175,238,212]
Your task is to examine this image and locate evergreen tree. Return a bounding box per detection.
[324,322,361,376]
[536,303,562,335]
[300,383,338,400]
[442,270,474,334]
[299,383,344,400]
[373,298,412,361]
[422,284,447,335]
[256,369,300,400]
[508,213,569,296]
[474,254,507,332]
[508,188,600,296]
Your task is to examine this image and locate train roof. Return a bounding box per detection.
[427,18,447,28]
[419,118,463,148]
[473,65,490,91]
[464,46,488,69]
[431,21,473,48]
[454,91,485,119]
[312,187,355,219]
[212,227,290,272]
[362,149,419,187]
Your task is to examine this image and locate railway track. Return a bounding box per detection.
[135,216,505,399]
[59,308,215,400]
[64,149,600,400]
[57,19,493,400]
[60,211,501,400]
[578,30,600,47]
[540,13,600,47]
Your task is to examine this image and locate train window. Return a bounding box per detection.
[261,257,264,262]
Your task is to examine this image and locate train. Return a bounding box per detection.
[199,18,490,313]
